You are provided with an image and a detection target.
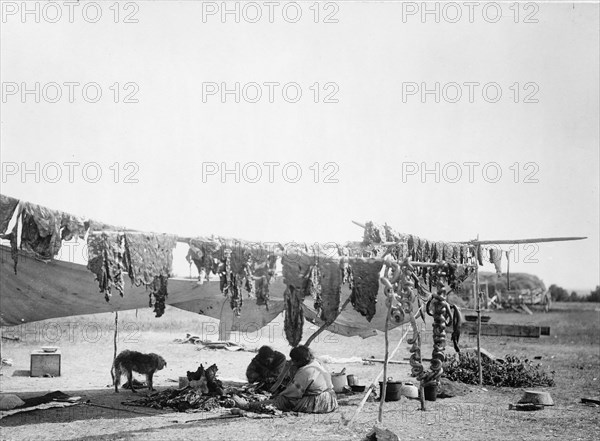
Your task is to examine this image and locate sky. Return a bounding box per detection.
[1,1,598,292]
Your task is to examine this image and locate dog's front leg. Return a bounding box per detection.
[147,372,154,391]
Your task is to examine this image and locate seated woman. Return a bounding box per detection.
[235,345,338,414]
[246,346,287,390]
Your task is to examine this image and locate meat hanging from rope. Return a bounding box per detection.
[19,202,63,260]
[306,264,323,317]
[281,252,313,288]
[149,275,169,318]
[281,251,342,322]
[0,194,19,234]
[187,238,221,282]
[254,254,278,308]
[87,232,127,302]
[284,286,304,347]
[363,221,387,244]
[229,274,243,317]
[218,249,243,317]
[318,259,342,323]
[125,233,176,287]
[349,258,383,322]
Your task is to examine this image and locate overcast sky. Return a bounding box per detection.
[1,1,598,291]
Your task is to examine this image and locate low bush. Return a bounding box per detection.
[443,352,555,388]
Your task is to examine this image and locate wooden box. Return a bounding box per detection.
[30,350,61,377]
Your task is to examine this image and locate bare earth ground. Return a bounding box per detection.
[1,302,599,440]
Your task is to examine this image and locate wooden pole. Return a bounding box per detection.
[506,250,511,291]
[475,244,483,387]
[305,297,351,347]
[352,220,366,229]
[346,306,424,426]
[469,236,586,245]
[351,220,587,247]
[484,281,489,309]
[378,302,392,423]
[362,358,410,365]
[113,311,118,361]
[346,326,411,426]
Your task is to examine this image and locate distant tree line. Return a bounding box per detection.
[549,285,600,302]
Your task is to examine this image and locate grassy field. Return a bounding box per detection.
[1,302,599,440]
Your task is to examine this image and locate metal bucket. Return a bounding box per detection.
[379,379,402,402]
[424,384,438,401]
[331,373,347,393]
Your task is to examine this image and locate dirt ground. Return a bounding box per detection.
[1,303,599,440]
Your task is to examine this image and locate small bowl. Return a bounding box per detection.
[41,347,58,353]
[518,390,554,406]
[351,385,366,392]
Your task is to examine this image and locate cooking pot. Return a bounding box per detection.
[400,382,419,399]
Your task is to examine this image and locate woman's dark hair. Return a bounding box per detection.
[258,346,275,359]
[289,345,314,368]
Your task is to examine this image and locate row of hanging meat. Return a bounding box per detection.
[1,194,503,338]
[362,221,504,276]
[0,194,177,317]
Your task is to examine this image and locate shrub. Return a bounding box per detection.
[443,352,555,388]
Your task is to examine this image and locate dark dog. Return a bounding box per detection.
[205,363,224,395]
[187,364,206,381]
[186,364,210,394]
[111,350,167,393]
[187,363,223,395]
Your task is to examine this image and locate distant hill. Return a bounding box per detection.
[461,272,546,294]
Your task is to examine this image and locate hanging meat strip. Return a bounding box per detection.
[282,251,342,322]
[416,237,423,261]
[149,275,169,317]
[186,241,204,280]
[281,252,313,290]
[349,258,383,322]
[383,224,402,242]
[188,238,221,281]
[0,194,19,234]
[435,242,444,262]
[489,248,503,276]
[87,232,127,301]
[431,242,438,262]
[125,233,176,286]
[407,235,415,260]
[123,232,177,313]
[423,241,431,262]
[254,254,277,308]
[306,264,323,316]
[19,202,62,260]
[363,221,387,244]
[60,213,87,241]
[318,259,342,323]
[229,273,243,317]
[284,286,304,347]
